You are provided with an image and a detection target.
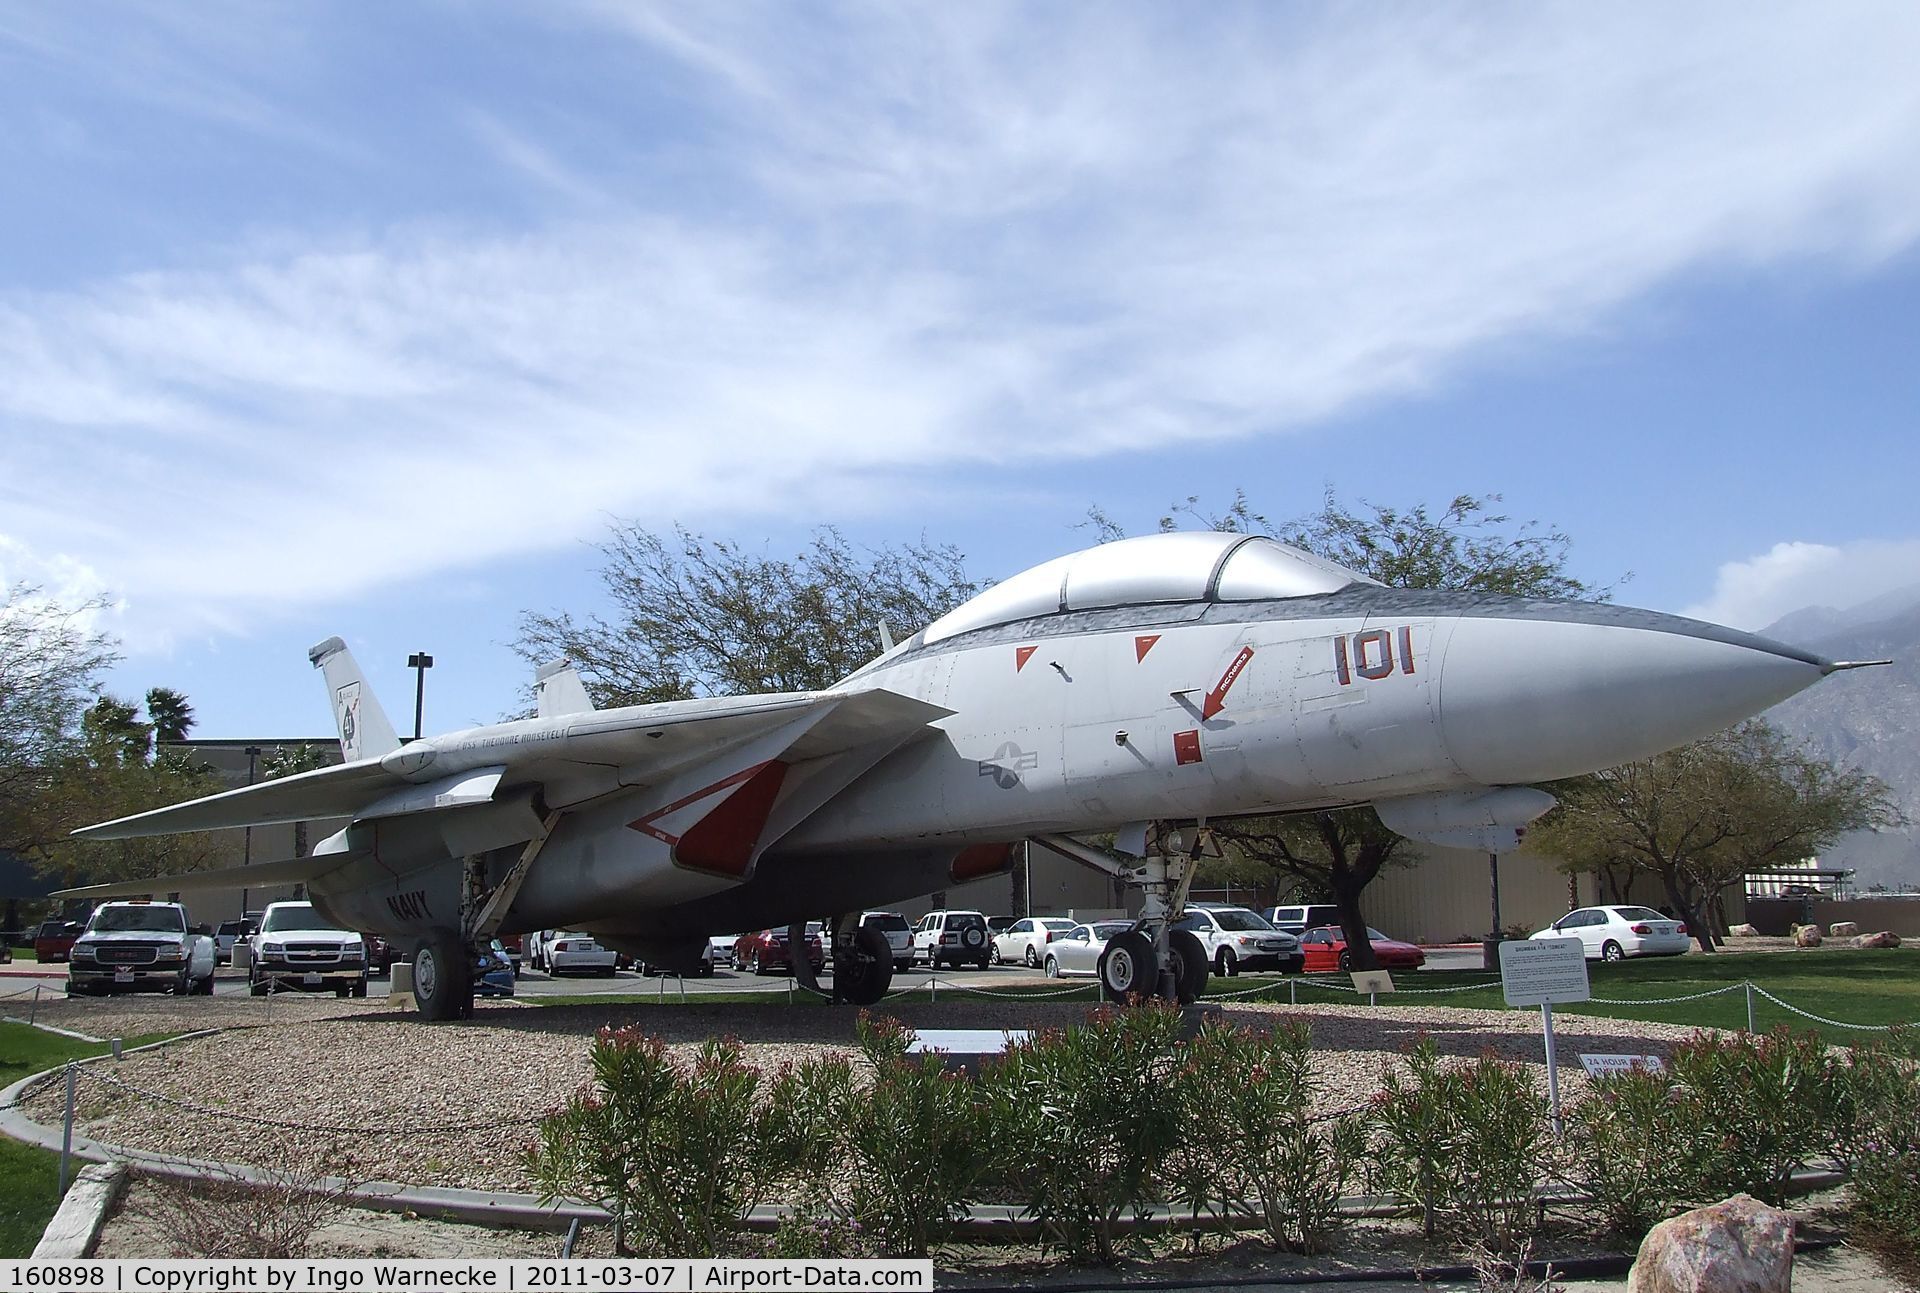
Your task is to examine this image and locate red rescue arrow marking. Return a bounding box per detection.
[1014,645,1037,672]
[1134,634,1161,662]
[1202,645,1255,719]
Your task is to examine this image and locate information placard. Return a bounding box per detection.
[1579,1053,1666,1078]
[1497,936,1590,1007]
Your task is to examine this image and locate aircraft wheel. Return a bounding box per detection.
[198,972,215,995]
[413,934,473,1022]
[1169,931,1209,1005]
[1098,931,1157,1002]
[1602,940,1625,962]
[834,927,895,1006]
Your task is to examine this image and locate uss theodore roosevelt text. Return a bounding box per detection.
[6,1261,935,1293]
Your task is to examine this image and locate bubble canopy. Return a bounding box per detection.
[922,532,1374,644]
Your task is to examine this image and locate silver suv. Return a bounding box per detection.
[860,911,915,973]
[1174,904,1303,975]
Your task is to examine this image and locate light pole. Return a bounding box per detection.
[407,652,434,741]
[242,746,261,916]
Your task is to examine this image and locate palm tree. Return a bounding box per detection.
[144,687,194,747]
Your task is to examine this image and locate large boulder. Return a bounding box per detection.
[1727,923,1760,938]
[1627,1194,1794,1293]
[1853,930,1902,949]
[1828,921,1859,938]
[1793,924,1823,948]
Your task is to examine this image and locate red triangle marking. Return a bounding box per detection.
[1014,645,1037,672]
[1134,634,1161,662]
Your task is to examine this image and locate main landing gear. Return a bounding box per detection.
[790,916,895,1006]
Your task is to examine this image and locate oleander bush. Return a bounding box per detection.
[1368,1040,1549,1250]
[984,1002,1186,1263]
[1565,1063,1691,1242]
[1664,1028,1838,1205]
[1171,1017,1364,1254]
[1837,1029,1920,1281]
[526,1029,775,1256]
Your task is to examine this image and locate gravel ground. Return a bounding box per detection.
[17,995,1711,1194]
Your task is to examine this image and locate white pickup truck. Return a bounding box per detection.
[66,900,215,996]
[249,900,370,998]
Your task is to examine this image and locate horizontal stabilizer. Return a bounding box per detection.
[71,757,400,840]
[50,851,359,901]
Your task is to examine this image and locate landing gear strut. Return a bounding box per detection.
[790,915,895,1005]
[1095,822,1212,1006]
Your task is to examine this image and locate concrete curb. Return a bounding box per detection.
[33,1162,125,1258]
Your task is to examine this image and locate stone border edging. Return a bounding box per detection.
[32,1162,125,1258]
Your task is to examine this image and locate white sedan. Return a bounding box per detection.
[1532,906,1690,961]
[1042,921,1134,978]
[993,917,1077,968]
[543,931,619,976]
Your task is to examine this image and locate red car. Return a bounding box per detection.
[733,927,826,976]
[34,920,84,964]
[1299,925,1427,972]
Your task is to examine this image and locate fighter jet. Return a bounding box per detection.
[64,530,1875,1018]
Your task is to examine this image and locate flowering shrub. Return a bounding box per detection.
[764,1196,867,1259]
[1565,1063,1690,1242]
[1665,1029,1837,1205]
[526,1029,772,1256]
[1839,1029,1920,1281]
[1369,1040,1548,1249]
[1172,1017,1363,1253]
[985,1002,1186,1263]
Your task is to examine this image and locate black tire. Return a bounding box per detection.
[600,966,617,978]
[196,972,215,996]
[1602,940,1625,963]
[351,979,368,998]
[1025,946,1040,968]
[1337,950,1352,972]
[959,925,988,958]
[1169,930,1209,1005]
[976,958,990,971]
[894,960,912,974]
[752,950,768,976]
[990,944,1004,966]
[1215,947,1237,977]
[1044,955,1060,978]
[835,926,895,1006]
[1098,930,1157,1002]
[413,934,473,1022]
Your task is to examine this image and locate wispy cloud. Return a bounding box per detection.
[1683,540,1920,631]
[4,3,1920,637]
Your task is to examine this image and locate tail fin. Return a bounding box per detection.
[308,636,402,761]
[535,659,596,718]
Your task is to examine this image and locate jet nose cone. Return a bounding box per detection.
[1437,607,1827,785]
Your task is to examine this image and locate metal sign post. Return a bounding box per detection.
[1498,937,1590,1138]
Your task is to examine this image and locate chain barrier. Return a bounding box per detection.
[70,1065,542,1136]
[1586,983,1747,1007]
[1749,984,1899,1033]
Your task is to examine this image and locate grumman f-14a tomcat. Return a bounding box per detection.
[64,530,1881,1018]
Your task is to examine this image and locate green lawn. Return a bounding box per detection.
[0,1022,173,1258]
[1224,948,1920,1045]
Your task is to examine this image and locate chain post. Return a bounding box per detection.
[58,1062,76,1194]
[1745,981,1756,1034]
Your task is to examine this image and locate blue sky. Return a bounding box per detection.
[3,2,1919,738]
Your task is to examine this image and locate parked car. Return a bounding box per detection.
[66,901,215,996]
[734,927,825,976]
[992,917,1077,968]
[1174,904,1304,974]
[987,915,1017,936]
[912,910,992,969]
[474,940,516,997]
[640,941,718,977]
[707,934,738,968]
[34,920,84,963]
[1299,925,1427,972]
[859,911,915,973]
[541,931,618,976]
[249,900,370,997]
[361,933,398,975]
[1042,921,1135,978]
[1531,906,1689,961]
[1263,904,1341,936]
[213,918,259,965]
